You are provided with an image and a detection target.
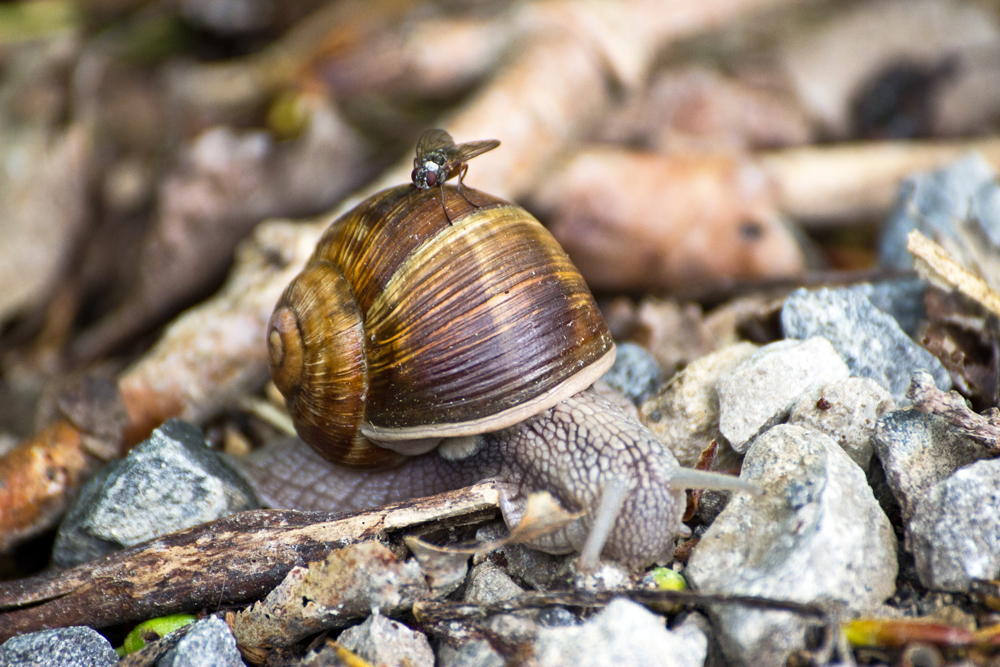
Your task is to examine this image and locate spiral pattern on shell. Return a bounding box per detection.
[267,184,614,468]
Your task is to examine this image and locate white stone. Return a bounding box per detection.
[533,598,707,667]
[717,338,850,452]
[910,459,1000,592]
[337,611,434,667]
[641,342,758,466]
[788,377,894,469]
[686,425,897,666]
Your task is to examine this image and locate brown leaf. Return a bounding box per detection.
[73,106,367,362]
[922,287,1000,410]
[630,299,718,375]
[402,536,470,597]
[402,491,581,559]
[599,65,811,154]
[537,150,804,292]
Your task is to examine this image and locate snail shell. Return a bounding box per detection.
[267,184,615,469]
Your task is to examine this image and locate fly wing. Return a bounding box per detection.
[454,139,501,162]
[415,129,456,158]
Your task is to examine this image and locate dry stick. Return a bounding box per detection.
[414,589,827,624]
[0,421,96,553]
[906,371,1000,453]
[759,137,1000,226]
[906,229,1000,318]
[0,0,802,554]
[0,482,499,641]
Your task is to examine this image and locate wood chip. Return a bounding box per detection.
[907,229,1000,317]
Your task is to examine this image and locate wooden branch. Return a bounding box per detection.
[413,588,828,623]
[758,137,1000,225]
[0,482,499,641]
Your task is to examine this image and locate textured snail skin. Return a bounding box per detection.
[239,387,688,569]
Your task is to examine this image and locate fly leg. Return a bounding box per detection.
[455,163,482,211]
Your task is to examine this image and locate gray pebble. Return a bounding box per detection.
[460,560,540,645]
[686,425,897,666]
[872,407,987,524]
[717,337,850,452]
[53,419,260,567]
[463,562,525,604]
[532,598,707,667]
[599,341,664,405]
[879,153,1000,268]
[437,639,505,667]
[781,287,951,403]
[337,611,434,667]
[474,522,569,591]
[0,627,118,667]
[787,377,895,470]
[159,616,245,667]
[844,279,927,339]
[536,607,578,628]
[910,459,1000,592]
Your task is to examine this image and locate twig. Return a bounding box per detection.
[759,137,1000,225]
[413,588,828,623]
[906,229,1000,318]
[0,482,499,641]
[907,370,1000,454]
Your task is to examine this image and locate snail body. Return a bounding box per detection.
[262,183,753,568]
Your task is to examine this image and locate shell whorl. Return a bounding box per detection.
[269,184,614,468]
[267,261,403,469]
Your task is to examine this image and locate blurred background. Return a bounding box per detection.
[2,0,1000,442]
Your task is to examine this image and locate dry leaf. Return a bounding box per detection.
[922,288,999,409]
[536,149,804,292]
[402,536,469,597]
[0,124,90,328]
[505,491,582,546]
[630,298,717,375]
[402,491,581,560]
[778,0,1000,137]
[73,103,367,362]
[599,65,810,154]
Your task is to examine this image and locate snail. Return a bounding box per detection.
[250,182,754,569]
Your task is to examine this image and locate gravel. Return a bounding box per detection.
[686,425,898,666]
[909,458,1000,592]
[781,286,951,403]
[52,419,260,568]
[716,337,850,452]
[0,627,119,667]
